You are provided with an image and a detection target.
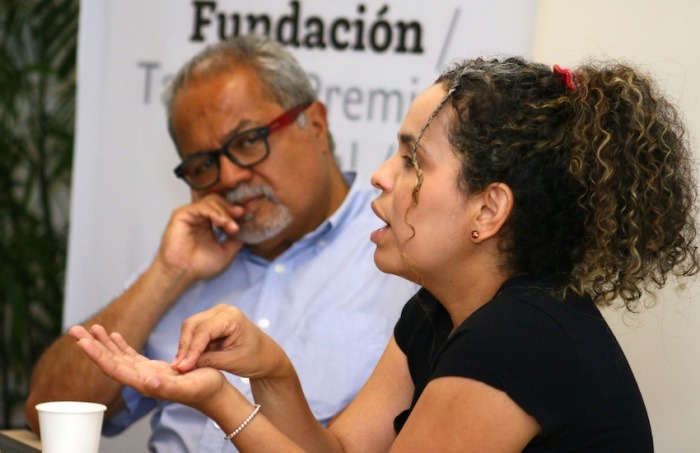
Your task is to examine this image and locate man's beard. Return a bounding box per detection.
[225,183,293,244]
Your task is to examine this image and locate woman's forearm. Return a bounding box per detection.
[250,358,345,453]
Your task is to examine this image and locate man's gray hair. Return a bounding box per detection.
[164,34,332,152]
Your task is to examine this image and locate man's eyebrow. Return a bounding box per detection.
[190,118,254,156]
[225,118,254,139]
[208,117,257,150]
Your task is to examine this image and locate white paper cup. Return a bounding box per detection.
[36,401,107,453]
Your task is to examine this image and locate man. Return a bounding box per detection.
[25,35,418,452]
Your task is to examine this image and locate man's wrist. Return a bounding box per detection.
[149,257,194,292]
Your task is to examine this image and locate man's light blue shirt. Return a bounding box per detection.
[104,173,419,452]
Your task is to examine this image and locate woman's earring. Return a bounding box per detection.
[470,230,479,239]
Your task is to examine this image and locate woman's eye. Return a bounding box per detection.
[402,155,415,168]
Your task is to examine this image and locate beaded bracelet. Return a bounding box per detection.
[223,404,262,441]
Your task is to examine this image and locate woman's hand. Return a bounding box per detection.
[171,304,291,380]
[69,324,227,412]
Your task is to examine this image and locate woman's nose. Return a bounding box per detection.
[371,153,399,191]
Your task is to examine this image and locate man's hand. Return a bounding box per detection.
[156,194,245,286]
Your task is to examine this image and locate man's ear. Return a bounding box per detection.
[304,101,330,151]
[471,182,513,241]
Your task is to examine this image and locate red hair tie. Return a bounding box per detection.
[553,64,578,92]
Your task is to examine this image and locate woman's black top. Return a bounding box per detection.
[393,274,653,452]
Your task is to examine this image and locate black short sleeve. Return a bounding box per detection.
[433,292,579,434]
[392,276,652,451]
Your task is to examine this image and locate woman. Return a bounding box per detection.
[70,57,699,451]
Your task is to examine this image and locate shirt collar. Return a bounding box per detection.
[240,171,365,263]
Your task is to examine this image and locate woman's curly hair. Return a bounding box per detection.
[434,57,699,310]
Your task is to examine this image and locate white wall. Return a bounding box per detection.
[534,1,700,451]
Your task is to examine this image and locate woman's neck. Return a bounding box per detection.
[426,263,515,328]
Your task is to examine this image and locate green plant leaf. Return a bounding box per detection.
[0,0,78,429]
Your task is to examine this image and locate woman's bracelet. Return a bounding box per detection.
[223,404,262,441]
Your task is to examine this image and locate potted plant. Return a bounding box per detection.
[0,0,78,429]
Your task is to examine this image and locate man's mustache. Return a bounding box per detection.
[225,184,280,205]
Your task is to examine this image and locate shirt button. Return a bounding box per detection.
[257,318,271,329]
[274,264,285,274]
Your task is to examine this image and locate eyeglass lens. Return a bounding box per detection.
[181,130,268,189]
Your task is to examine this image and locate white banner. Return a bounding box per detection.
[65,0,536,325]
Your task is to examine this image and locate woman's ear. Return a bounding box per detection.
[471,183,513,242]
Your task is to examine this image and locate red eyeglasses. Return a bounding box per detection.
[174,102,312,190]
